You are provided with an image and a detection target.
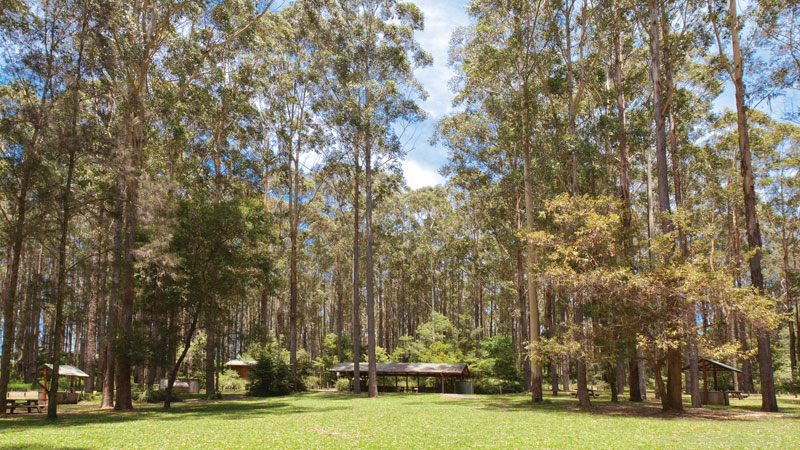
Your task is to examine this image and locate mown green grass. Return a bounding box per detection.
[1,392,798,449]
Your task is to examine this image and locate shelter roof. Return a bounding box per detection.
[682,358,741,373]
[43,364,89,378]
[224,360,256,367]
[330,362,469,377]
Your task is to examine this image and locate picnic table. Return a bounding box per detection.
[570,388,599,398]
[6,398,43,414]
[726,390,749,400]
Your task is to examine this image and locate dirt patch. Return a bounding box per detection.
[571,402,797,421]
[441,393,481,401]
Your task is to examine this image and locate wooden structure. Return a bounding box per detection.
[682,358,742,406]
[224,360,256,379]
[330,362,470,393]
[41,364,90,404]
[5,391,44,414]
[158,378,200,393]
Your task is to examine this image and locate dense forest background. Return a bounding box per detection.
[1,0,799,417]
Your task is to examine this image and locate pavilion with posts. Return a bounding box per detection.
[683,357,744,406]
[41,364,90,404]
[330,362,471,394]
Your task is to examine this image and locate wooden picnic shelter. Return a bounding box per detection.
[41,364,90,404]
[682,357,743,405]
[330,362,470,393]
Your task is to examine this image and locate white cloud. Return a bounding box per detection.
[403,158,445,189]
[413,0,468,120]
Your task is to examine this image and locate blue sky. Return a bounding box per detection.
[402,0,468,189]
[402,0,799,190]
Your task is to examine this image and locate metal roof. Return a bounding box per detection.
[682,357,742,373]
[330,362,469,376]
[224,360,256,367]
[43,364,90,378]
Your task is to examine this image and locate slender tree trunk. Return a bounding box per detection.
[336,268,344,363]
[545,285,557,395]
[608,363,619,403]
[48,146,77,418]
[205,316,216,398]
[0,158,32,416]
[102,180,125,408]
[575,297,589,408]
[352,159,361,393]
[629,354,643,401]
[522,98,542,403]
[516,248,531,391]
[364,136,378,398]
[724,0,777,413]
[22,247,43,383]
[165,310,200,409]
[84,240,100,394]
[648,0,682,412]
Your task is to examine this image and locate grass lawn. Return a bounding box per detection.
[1,391,798,449]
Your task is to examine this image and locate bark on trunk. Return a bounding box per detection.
[352,160,361,394]
[629,355,643,402]
[165,310,200,409]
[48,144,77,418]
[726,0,777,413]
[522,108,542,403]
[205,320,215,398]
[365,137,378,398]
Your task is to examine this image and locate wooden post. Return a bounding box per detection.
[441,375,444,393]
[417,375,420,392]
[405,376,408,392]
[703,363,708,404]
[713,366,718,391]
[395,376,398,393]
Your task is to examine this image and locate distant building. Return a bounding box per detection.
[224,360,257,379]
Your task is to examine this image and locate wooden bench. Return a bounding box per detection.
[726,390,749,400]
[571,388,599,398]
[6,392,45,414]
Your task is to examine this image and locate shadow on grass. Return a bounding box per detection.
[0,396,347,431]
[434,393,800,422]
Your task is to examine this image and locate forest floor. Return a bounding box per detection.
[1,391,798,449]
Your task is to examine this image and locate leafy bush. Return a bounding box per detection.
[136,388,182,403]
[776,372,800,395]
[219,369,247,391]
[304,376,321,390]
[335,378,351,392]
[247,352,299,397]
[80,392,102,403]
[7,380,37,392]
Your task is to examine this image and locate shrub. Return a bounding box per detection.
[137,388,182,403]
[335,378,351,392]
[304,376,321,390]
[219,369,247,391]
[79,392,102,403]
[247,352,298,397]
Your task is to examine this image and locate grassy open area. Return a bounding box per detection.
[1,391,798,449]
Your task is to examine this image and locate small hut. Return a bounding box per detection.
[41,364,90,404]
[683,358,742,405]
[224,360,257,379]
